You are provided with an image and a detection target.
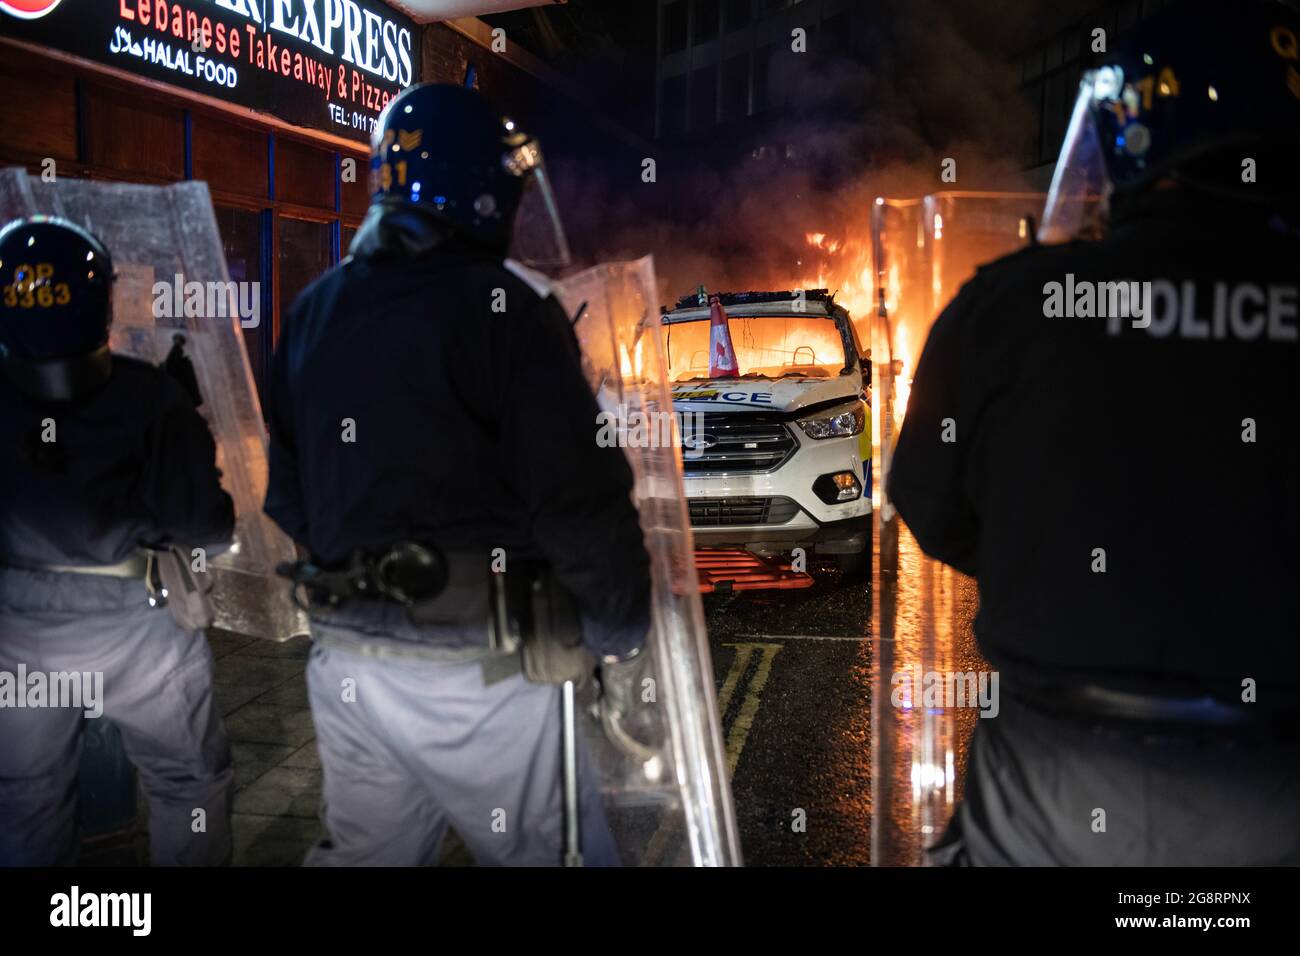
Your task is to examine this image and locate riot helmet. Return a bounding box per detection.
[361,83,571,269]
[0,216,114,401]
[1040,0,1300,241]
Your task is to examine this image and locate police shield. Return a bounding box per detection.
[552,257,741,866]
[868,191,1040,862]
[0,168,306,641]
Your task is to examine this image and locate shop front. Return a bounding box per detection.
[0,0,421,396]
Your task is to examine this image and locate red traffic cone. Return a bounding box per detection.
[708,294,740,378]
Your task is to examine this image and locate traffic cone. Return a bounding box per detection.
[708,294,739,378]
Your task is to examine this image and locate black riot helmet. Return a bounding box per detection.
[0,216,114,401]
[1040,0,1300,241]
[360,82,571,268]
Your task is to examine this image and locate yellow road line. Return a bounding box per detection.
[720,642,783,778]
[716,643,755,717]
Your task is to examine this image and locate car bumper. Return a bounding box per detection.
[683,429,871,554]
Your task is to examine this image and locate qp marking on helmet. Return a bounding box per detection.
[3,262,72,309]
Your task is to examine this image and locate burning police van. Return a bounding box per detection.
[665,289,872,579]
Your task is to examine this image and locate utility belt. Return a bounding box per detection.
[1007,680,1300,737]
[277,542,593,685]
[2,552,150,579]
[1,546,215,630]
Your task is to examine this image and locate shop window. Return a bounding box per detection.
[278,217,333,336]
[276,138,335,211]
[342,225,360,258]
[193,118,269,203]
[212,206,268,401]
[341,151,371,218]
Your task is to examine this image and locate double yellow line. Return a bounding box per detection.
[718,642,783,777]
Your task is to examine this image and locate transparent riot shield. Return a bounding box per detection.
[552,257,741,866]
[868,191,1040,864]
[0,168,306,641]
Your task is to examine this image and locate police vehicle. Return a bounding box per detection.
[665,290,872,580]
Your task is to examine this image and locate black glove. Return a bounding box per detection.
[162,334,203,407]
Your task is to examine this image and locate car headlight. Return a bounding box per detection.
[796,401,865,440]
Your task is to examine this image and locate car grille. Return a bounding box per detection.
[680,413,796,475]
[688,496,800,527]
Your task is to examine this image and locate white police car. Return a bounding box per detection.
[665,290,872,580]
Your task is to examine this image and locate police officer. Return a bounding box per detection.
[264,83,651,866]
[0,217,236,865]
[890,0,1300,865]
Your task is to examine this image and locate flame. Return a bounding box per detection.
[788,230,875,337]
[667,316,847,380]
[786,228,916,427]
[893,322,913,420]
[619,337,644,379]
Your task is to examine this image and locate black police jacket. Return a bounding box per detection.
[889,190,1300,700]
[264,243,651,659]
[0,355,235,567]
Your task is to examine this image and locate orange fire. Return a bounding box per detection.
[892,322,913,419]
[791,230,914,423]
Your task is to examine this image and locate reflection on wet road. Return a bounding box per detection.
[702,513,984,866]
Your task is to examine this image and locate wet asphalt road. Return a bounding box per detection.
[703,528,985,866]
[703,568,876,866]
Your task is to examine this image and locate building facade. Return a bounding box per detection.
[0,1,642,398]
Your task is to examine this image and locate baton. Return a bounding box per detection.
[561,679,583,866]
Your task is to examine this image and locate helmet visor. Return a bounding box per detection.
[504,138,571,270]
[1039,70,1116,243]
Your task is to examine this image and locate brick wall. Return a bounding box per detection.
[422,24,514,96]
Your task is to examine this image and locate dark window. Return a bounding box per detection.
[722,53,750,121]
[753,44,777,112]
[694,0,721,45]
[663,1,689,53]
[1118,0,1140,31]
[279,217,332,339]
[1044,33,1062,71]
[691,65,718,130]
[1041,71,1068,166]
[213,205,267,400]
[724,0,751,32]
[1022,49,1043,82]
[660,74,688,136]
[821,14,848,55]
[1022,78,1045,165]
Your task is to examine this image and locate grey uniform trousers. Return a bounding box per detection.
[304,640,620,866]
[932,691,1300,866]
[0,567,233,866]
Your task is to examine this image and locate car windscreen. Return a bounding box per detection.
[664,313,850,382]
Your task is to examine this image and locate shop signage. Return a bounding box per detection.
[0,0,419,141]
